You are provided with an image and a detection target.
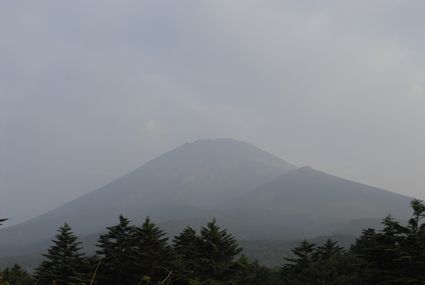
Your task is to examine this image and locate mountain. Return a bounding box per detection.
[226,166,412,237]
[0,139,414,259]
[0,139,295,254]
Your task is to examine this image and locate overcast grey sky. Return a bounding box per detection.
[1,0,424,224]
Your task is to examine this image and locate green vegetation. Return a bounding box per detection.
[0,199,424,284]
[0,265,34,285]
[280,199,425,285]
[33,223,87,284]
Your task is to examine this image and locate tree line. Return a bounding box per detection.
[1,199,424,284]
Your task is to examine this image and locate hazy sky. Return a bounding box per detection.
[1,0,424,224]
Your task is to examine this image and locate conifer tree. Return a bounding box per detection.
[281,240,316,284]
[33,223,86,285]
[1,264,34,285]
[398,199,425,284]
[351,217,405,284]
[232,255,279,285]
[173,226,199,261]
[408,199,425,233]
[281,239,364,285]
[173,226,202,283]
[315,239,344,260]
[96,215,137,285]
[350,200,425,284]
[133,217,174,283]
[351,228,378,255]
[284,240,316,268]
[197,219,242,282]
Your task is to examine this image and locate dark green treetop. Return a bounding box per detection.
[96,215,138,285]
[133,217,174,283]
[33,223,86,285]
[1,264,35,285]
[315,239,345,260]
[197,219,243,282]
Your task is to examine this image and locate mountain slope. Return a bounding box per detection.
[0,139,295,252]
[227,166,412,236]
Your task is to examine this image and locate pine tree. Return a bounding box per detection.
[399,199,425,284]
[281,240,316,285]
[409,199,425,233]
[232,255,279,285]
[351,217,406,284]
[1,264,34,285]
[350,200,425,285]
[173,226,202,284]
[315,239,344,260]
[281,239,363,285]
[133,217,174,284]
[96,215,138,285]
[284,240,316,269]
[173,226,199,261]
[351,228,378,255]
[197,219,242,282]
[33,223,86,285]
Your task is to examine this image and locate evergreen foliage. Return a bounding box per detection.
[280,199,425,285]
[350,199,425,285]
[197,219,242,283]
[281,239,363,285]
[33,223,86,285]
[172,219,243,284]
[133,217,174,283]
[231,255,281,285]
[173,226,201,283]
[281,240,317,284]
[315,239,344,260]
[0,264,34,285]
[96,215,138,285]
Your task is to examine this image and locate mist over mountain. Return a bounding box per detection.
[0,139,412,258]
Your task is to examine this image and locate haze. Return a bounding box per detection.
[1,0,424,224]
